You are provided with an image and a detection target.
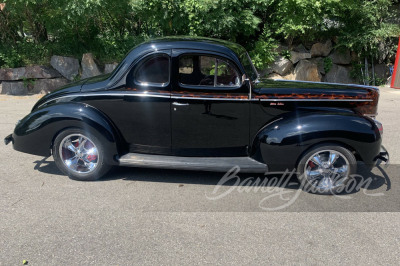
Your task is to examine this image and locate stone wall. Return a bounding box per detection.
[0,54,118,95]
[266,40,392,85]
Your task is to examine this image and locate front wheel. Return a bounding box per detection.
[53,128,111,181]
[297,144,357,194]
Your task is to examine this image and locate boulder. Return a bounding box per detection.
[0,66,61,81]
[310,40,332,57]
[25,66,61,79]
[374,64,390,80]
[271,56,293,76]
[267,73,284,80]
[0,67,26,81]
[329,49,352,65]
[50,55,80,80]
[293,44,308,53]
[275,44,289,53]
[1,82,28,95]
[104,63,118,74]
[290,51,311,64]
[283,71,296,81]
[309,57,325,75]
[81,53,102,79]
[32,78,69,94]
[325,64,354,84]
[294,60,322,82]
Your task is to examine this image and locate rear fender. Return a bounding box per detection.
[251,111,381,171]
[13,102,121,164]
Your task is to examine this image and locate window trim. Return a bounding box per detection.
[133,53,171,88]
[177,53,242,90]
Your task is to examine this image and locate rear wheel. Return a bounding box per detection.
[53,128,111,181]
[297,144,357,194]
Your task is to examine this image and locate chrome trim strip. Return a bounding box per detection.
[38,92,373,108]
[37,92,171,108]
[170,96,248,101]
[259,98,373,102]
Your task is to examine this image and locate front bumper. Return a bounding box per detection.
[375,145,389,168]
[4,134,13,145]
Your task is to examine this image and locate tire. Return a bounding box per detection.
[52,128,111,181]
[297,144,357,195]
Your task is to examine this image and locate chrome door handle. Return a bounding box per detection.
[172,102,189,106]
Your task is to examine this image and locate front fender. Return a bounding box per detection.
[12,102,120,164]
[251,111,382,171]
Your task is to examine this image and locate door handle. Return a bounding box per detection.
[172,102,189,106]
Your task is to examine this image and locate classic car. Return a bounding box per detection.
[4,37,389,194]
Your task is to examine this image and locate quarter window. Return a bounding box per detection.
[178,55,240,87]
[135,54,170,85]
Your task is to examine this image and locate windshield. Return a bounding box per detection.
[240,52,259,82]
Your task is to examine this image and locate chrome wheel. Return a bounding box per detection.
[58,134,99,174]
[303,149,350,190]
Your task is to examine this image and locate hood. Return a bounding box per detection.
[31,74,112,111]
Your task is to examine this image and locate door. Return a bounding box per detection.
[171,51,250,157]
[92,51,172,155]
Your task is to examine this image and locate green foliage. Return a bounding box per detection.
[249,29,278,70]
[22,77,36,89]
[280,50,291,60]
[0,0,399,72]
[323,57,333,74]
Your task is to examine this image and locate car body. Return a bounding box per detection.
[4,36,389,194]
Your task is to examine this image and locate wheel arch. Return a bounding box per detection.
[12,102,123,164]
[250,111,381,171]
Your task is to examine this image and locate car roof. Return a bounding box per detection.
[141,36,248,57]
[107,36,249,87]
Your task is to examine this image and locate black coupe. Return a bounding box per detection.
[5,37,389,194]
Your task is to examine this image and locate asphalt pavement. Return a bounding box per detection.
[0,88,399,265]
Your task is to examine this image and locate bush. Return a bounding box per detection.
[0,0,399,71]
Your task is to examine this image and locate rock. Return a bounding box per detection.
[275,44,289,53]
[271,56,293,76]
[0,66,61,80]
[1,82,28,95]
[374,64,390,80]
[309,57,325,75]
[283,71,296,81]
[32,78,69,94]
[259,67,273,78]
[267,73,284,80]
[293,44,308,53]
[329,49,352,65]
[325,64,354,84]
[81,53,102,79]
[50,55,80,80]
[0,67,26,81]
[310,40,332,57]
[25,66,61,79]
[104,63,118,74]
[290,51,311,64]
[294,60,322,82]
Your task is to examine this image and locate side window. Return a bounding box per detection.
[178,55,240,88]
[135,54,170,86]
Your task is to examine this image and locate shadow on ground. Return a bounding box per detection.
[33,157,392,195]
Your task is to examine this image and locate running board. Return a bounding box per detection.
[118,153,268,173]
